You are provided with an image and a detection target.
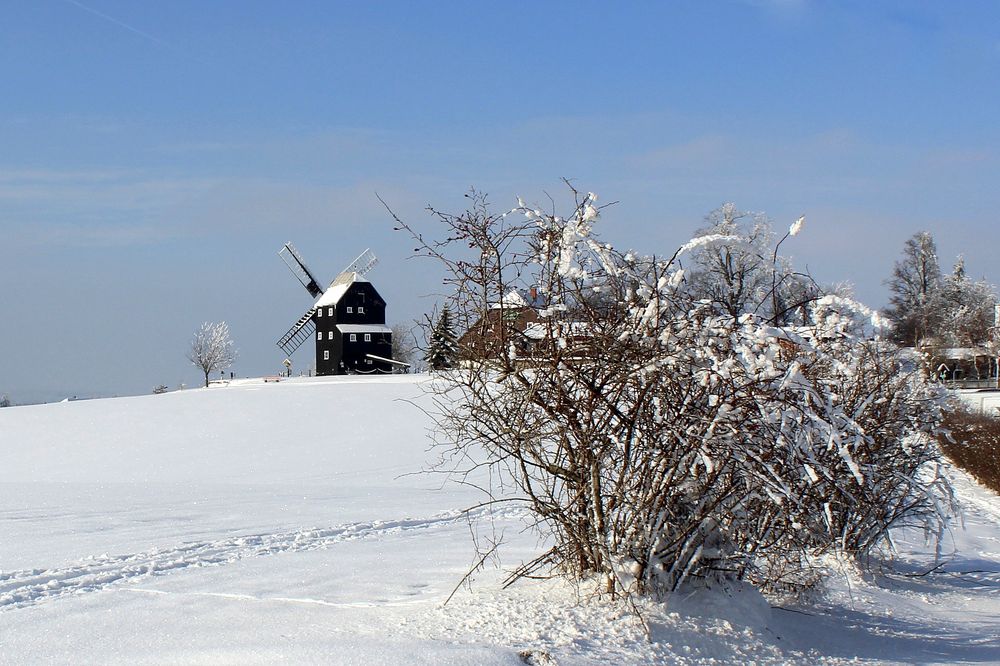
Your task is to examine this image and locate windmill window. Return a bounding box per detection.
[317,331,322,340]
[323,350,329,360]
[328,332,334,340]
[346,307,353,313]
[317,309,323,317]
[365,359,373,364]
[350,334,357,342]
[328,307,333,316]
[364,333,371,342]
[358,306,365,314]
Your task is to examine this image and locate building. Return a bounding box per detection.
[458,290,540,362]
[312,272,393,375]
[457,288,593,366]
[926,346,998,387]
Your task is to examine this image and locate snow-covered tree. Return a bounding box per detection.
[187,321,238,387]
[680,205,818,325]
[0,394,10,408]
[885,235,997,360]
[425,307,458,370]
[393,187,951,600]
[932,257,997,348]
[390,322,416,373]
[885,232,943,346]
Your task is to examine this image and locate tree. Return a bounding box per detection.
[390,322,416,372]
[187,321,238,387]
[392,187,950,600]
[680,204,818,325]
[933,257,997,348]
[425,307,458,370]
[0,394,10,408]
[885,235,998,359]
[885,232,943,346]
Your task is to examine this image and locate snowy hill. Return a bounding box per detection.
[2,376,1000,664]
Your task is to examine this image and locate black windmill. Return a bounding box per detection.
[276,244,399,375]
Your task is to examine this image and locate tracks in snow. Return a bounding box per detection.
[0,508,504,611]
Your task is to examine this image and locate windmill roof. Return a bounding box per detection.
[314,272,370,308]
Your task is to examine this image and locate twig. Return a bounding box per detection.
[443,540,502,606]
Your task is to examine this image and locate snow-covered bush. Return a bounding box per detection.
[794,297,952,561]
[394,188,951,598]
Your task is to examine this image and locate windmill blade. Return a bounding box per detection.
[276,306,317,356]
[340,248,379,277]
[279,243,325,298]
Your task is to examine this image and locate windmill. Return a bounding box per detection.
[276,244,393,375]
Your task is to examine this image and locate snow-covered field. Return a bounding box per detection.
[2,375,999,664]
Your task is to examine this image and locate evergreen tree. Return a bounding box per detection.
[425,307,458,370]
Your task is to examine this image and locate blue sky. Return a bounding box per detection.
[3,1,999,401]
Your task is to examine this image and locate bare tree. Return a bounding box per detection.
[390,322,417,373]
[884,232,943,346]
[187,321,238,387]
[680,204,818,325]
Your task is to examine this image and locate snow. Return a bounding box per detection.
[315,271,370,308]
[2,375,1000,664]
[938,347,991,360]
[954,387,1000,415]
[789,215,805,237]
[489,289,529,310]
[336,324,393,333]
[523,321,589,340]
[676,233,745,256]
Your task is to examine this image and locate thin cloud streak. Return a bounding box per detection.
[63,0,170,48]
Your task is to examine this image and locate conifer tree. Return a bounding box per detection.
[425,307,458,370]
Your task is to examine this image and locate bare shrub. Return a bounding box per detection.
[392,187,951,598]
[938,406,1000,493]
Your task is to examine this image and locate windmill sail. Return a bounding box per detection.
[276,246,380,358]
[279,243,325,298]
[277,306,318,356]
[340,248,378,278]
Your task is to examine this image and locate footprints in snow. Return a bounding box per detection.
[0,509,501,610]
